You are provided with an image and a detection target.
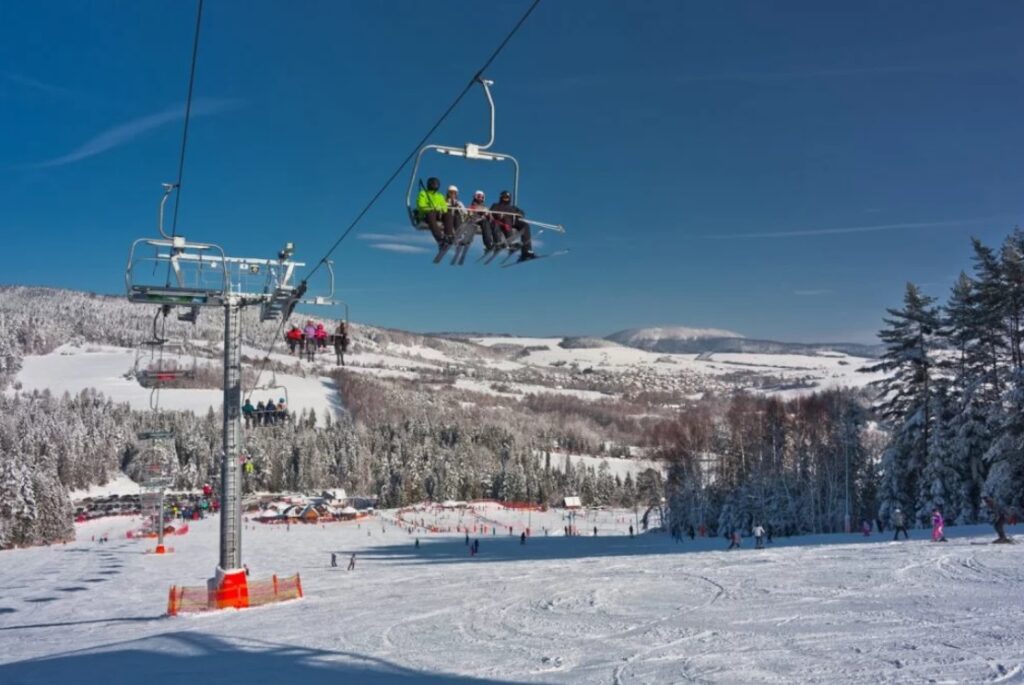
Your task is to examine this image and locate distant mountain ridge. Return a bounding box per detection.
[607,326,745,345]
[606,327,883,358]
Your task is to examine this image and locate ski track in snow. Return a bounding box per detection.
[1,510,1023,684]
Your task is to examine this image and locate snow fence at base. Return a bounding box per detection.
[167,573,303,616]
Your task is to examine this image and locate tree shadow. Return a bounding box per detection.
[0,632,540,684]
[358,533,689,566]
[0,614,165,632]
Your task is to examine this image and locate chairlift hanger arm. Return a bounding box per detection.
[477,77,496,151]
[158,183,178,240]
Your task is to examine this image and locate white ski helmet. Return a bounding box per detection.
[447,185,459,193]
[474,190,485,199]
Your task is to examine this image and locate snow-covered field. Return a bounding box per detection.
[2,507,1022,684]
[5,331,883,426]
[8,344,342,418]
[470,336,883,399]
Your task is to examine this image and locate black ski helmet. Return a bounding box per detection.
[427,177,441,191]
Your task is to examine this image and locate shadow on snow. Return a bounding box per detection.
[355,532,688,566]
[0,632,540,685]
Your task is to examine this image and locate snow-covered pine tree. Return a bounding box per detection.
[870,282,940,525]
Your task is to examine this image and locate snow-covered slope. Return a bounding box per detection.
[8,344,342,418]
[0,289,885,426]
[2,510,1021,683]
[606,326,883,358]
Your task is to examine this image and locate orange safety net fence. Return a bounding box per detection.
[167,573,303,616]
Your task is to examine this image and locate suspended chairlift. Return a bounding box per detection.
[130,306,200,388]
[404,78,565,265]
[126,183,230,314]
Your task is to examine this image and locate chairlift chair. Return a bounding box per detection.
[406,79,520,233]
[246,376,290,427]
[134,337,198,388]
[126,184,230,310]
[137,429,175,441]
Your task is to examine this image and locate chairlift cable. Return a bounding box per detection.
[168,0,205,247]
[155,0,203,398]
[245,0,542,396]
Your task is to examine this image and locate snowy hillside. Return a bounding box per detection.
[607,326,883,358]
[608,325,745,345]
[2,509,1021,683]
[9,344,341,418]
[1,288,884,426]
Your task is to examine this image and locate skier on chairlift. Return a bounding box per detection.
[334,321,350,366]
[242,398,255,427]
[467,190,495,249]
[286,325,303,355]
[490,190,535,262]
[314,322,328,351]
[417,177,451,247]
[446,185,465,223]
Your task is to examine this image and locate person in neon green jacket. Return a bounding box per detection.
[417,177,451,246]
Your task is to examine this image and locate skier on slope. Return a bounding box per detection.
[752,524,765,549]
[982,496,1013,543]
[347,553,356,571]
[931,508,947,542]
[891,508,909,540]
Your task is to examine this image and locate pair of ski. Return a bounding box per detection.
[432,224,567,267]
[483,246,569,268]
[432,220,479,265]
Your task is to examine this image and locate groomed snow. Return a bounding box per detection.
[537,451,665,479]
[67,472,142,501]
[2,509,1022,684]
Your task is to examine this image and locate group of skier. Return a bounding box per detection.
[416,178,536,262]
[285,320,350,365]
[242,397,288,427]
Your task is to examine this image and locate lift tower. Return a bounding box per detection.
[126,185,335,608]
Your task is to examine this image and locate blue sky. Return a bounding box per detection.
[2,1,1023,343]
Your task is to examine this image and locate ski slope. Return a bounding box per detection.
[2,509,1022,684]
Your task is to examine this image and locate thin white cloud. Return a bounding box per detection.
[369,243,432,255]
[707,217,999,240]
[358,232,435,246]
[3,72,78,98]
[30,98,241,168]
[794,289,833,296]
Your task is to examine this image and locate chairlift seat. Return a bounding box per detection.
[408,208,430,231]
[138,430,175,441]
[128,285,223,307]
[138,369,195,386]
[260,286,296,322]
